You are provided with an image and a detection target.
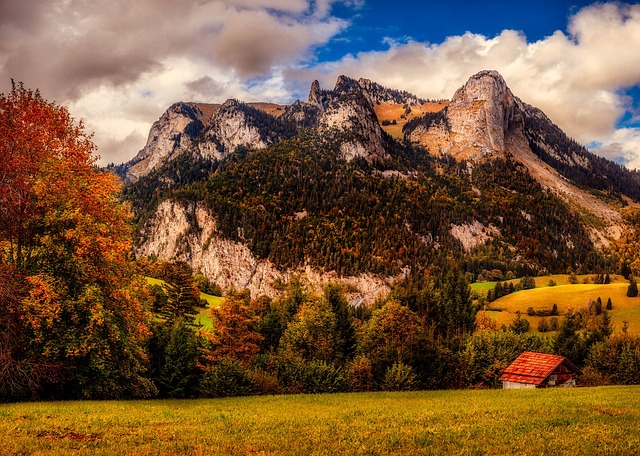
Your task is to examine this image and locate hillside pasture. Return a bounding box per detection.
[375,101,448,139]
[477,275,640,333]
[2,387,640,455]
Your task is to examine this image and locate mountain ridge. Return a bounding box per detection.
[116,70,640,302]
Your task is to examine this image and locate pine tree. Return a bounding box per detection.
[627,277,638,298]
[162,263,200,324]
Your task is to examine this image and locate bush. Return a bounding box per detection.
[585,335,640,385]
[510,312,530,334]
[548,279,557,287]
[382,362,418,391]
[527,307,535,317]
[520,276,536,290]
[248,369,281,395]
[538,318,549,333]
[278,359,348,394]
[199,358,255,398]
[549,317,559,331]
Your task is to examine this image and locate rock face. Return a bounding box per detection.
[198,100,271,161]
[138,199,390,304]
[124,100,286,182]
[126,102,216,182]
[317,76,387,161]
[407,70,524,160]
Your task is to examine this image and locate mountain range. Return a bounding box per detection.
[114,70,640,303]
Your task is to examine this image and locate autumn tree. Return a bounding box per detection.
[279,297,341,364]
[0,83,153,399]
[358,299,424,379]
[201,289,263,366]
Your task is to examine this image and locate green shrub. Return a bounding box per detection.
[537,318,549,333]
[278,359,348,394]
[382,362,418,391]
[199,358,255,398]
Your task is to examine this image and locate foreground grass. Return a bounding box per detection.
[2,386,640,455]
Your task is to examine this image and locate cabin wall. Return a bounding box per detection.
[502,381,536,389]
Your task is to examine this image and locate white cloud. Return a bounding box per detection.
[0,0,348,164]
[591,128,640,170]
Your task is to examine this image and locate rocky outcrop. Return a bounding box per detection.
[451,220,501,252]
[407,70,523,161]
[126,102,217,182]
[198,100,272,161]
[316,76,388,161]
[124,100,288,182]
[138,199,391,304]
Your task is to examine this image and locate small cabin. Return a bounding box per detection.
[500,352,582,389]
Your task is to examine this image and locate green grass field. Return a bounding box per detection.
[2,386,639,455]
[145,277,224,330]
[473,275,640,333]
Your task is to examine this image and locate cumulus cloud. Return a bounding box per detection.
[0,0,348,164]
[295,2,640,169]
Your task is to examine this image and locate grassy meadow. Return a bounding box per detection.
[2,386,640,455]
[472,274,640,333]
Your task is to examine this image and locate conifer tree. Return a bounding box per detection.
[627,277,638,298]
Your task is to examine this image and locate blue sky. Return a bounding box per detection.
[1,0,639,167]
[323,1,592,58]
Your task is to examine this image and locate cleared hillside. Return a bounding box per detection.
[474,275,640,333]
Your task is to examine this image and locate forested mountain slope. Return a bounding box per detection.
[117,71,640,301]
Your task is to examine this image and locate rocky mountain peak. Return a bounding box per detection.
[334,75,361,95]
[124,102,207,182]
[308,80,322,105]
[315,76,387,162]
[404,70,522,161]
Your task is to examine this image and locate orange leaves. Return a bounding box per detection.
[0,83,151,398]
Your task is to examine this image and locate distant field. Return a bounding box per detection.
[473,275,640,333]
[375,101,448,139]
[145,276,223,330]
[2,386,639,455]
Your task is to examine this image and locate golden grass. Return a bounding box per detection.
[480,275,640,333]
[2,387,640,455]
[375,101,448,139]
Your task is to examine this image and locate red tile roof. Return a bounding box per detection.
[500,352,580,385]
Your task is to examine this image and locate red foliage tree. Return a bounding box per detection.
[0,82,153,399]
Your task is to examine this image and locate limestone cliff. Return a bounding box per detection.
[138,199,391,304]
